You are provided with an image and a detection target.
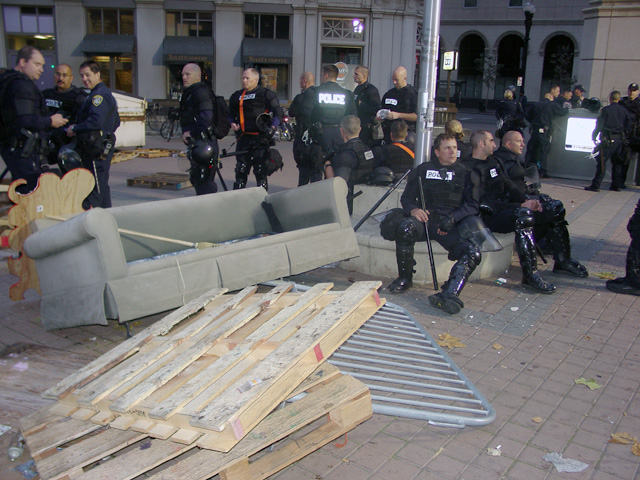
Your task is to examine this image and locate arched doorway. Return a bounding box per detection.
[457,33,485,102]
[541,35,575,94]
[495,33,524,100]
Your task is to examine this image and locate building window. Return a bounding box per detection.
[87,8,134,35]
[322,18,365,41]
[3,6,54,34]
[416,23,422,44]
[509,0,523,6]
[244,14,290,39]
[464,0,478,7]
[166,11,213,37]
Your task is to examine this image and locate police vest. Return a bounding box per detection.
[43,87,83,117]
[420,161,467,211]
[473,157,509,205]
[344,139,375,184]
[382,85,417,114]
[311,82,350,126]
[233,87,268,133]
[0,71,47,141]
[384,142,414,174]
[180,82,214,132]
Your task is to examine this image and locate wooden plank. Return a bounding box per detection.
[35,428,146,480]
[89,411,114,425]
[43,287,228,399]
[109,415,135,431]
[192,282,382,451]
[169,429,201,445]
[126,172,192,190]
[148,424,178,440]
[25,418,103,460]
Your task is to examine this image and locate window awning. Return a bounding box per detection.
[79,34,135,55]
[242,38,292,65]
[163,36,214,62]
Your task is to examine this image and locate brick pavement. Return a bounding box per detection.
[1,133,639,479]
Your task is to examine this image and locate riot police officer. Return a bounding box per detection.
[306,64,356,159]
[179,63,218,195]
[228,68,283,190]
[353,65,381,146]
[323,115,376,214]
[372,120,414,176]
[289,71,318,186]
[620,83,640,186]
[607,197,640,296]
[377,66,418,144]
[43,64,87,165]
[388,134,481,315]
[585,91,633,192]
[67,61,120,209]
[466,130,555,294]
[0,46,68,193]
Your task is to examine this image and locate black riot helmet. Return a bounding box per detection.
[57,143,83,173]
[581,97,602,113]
[256,113,273,134]
[368,166,395,186]
[189,139,215,167]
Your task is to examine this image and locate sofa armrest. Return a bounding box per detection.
[24,208,128,280]
[264,177,351,231]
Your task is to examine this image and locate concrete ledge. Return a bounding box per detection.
[345,185,514,285]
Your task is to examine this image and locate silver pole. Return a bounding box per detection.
[414,0,442,166]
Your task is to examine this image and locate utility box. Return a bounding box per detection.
[113,92,146,148]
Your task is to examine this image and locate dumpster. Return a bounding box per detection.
[113,92,146,148]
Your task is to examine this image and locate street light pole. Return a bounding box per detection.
[520,1,536,98]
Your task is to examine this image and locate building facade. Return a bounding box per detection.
[0,0,635,105]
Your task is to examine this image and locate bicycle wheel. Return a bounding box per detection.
[146,109,162,131]
[160,120,172,139]
[281,125,291,141]
[168,120,180,141]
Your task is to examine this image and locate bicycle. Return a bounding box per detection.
[160,107,181,141]
[279,108,294,141]
[145,102,164,132]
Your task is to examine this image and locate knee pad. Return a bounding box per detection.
[235,160,249,175]
[514,207,535,230]
[395,217,421,246]
[464,244,482,268]
[542,198,565,222]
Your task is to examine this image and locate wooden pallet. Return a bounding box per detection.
[135,148,184,158]
[126,172,192,190]
[21,282,382,477]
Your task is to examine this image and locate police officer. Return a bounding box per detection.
[67,60,120,209]
[494,130,589,278]
[606,197,640,296]
[353,65,381,146]
[0,46,68,193]
[377,66,418,144]
[388,134,480,315]
[307,64,356,159]
[570,84,586,109]
[42,64,87,165]
[228,68,283,190]
[620,83,640,186]
[372,120,414,176]
[466,130,555,294]
[495,88,525,140]
[289,71,318,186]
[179,63,218,195]
[323,115,375,214]
[585,91,633,192]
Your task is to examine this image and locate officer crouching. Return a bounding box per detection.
[67,61,120,209]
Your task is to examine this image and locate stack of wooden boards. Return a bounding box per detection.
[20,281,383,479]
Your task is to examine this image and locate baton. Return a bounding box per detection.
[212,159,228,191]
[417,176,439,291]
[354,169,411,232]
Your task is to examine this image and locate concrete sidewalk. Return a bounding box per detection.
[1,131,639,480]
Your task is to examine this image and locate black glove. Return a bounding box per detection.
[438,215,454,233]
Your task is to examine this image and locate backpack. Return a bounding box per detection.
[212,93,230,139]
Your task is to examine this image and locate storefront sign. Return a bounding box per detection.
[165,54,211,62]
[245,56,289,64]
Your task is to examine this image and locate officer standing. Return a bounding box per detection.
[495,89,525,139]
[353,65,380,146]
[570,85,586,109]
[228,68,282,190]
[289,71,318,186]
[67,60,120,209]
[606,197,640,296]
[42,64,87,165]
[377,66,418,144]
[323,115,375,214]
[388,134,481,315]
[307,64,356,159]
[179,63,218,195]
[0,46,68,193]
[372,120,414,176]
[465,130,555,294]
[585,91,632,192]
[620,83,640,186]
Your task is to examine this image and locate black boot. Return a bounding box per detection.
[256,175,268,191]
[515,225,556,294]
[548,221,589,277]
[428,247,481,314]
[606,246,640,296]
[389,244,415,293]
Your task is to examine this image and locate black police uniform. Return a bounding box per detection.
[289,87,320,186]
[307,80,356,157]
[469,155,555,293]
[228,85,282,190]
[72,81,120,209]
[380,84,418,143]
[0,70,52,193]
[326,137,375,214]
[353,81,381,146]
[525,98,568,177]
[587,102,633,191]
[620,91,640,182]
[495,98,525,138]
[389,158,480,315]
[373,141,414,177]
[43,85,87,165]
[493,145,589,278]
[180,81,218,195]
[607,198,640,295]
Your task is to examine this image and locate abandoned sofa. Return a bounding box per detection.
[24,177,359,330]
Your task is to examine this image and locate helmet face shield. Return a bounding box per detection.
[57,144,83,173]
[189,139,216,167]
[256,113,273,134]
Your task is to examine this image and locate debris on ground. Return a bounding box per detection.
[542,452,589,473]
